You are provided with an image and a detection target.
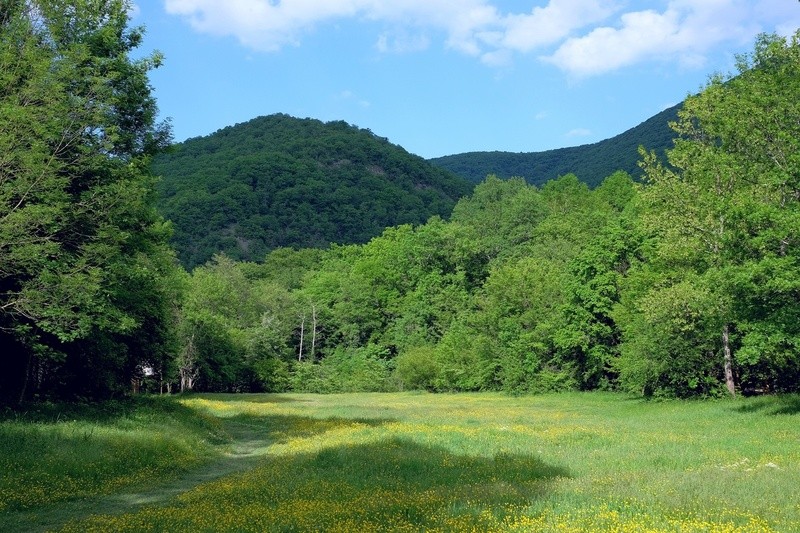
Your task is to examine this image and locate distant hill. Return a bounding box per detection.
[429,103,681,187]
[153,114,473,268]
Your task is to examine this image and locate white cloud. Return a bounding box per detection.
[376,31,430,54]
[542,0,789,77]
[566,127,591,137]
[163,0,799,75]
[500,0,616,52]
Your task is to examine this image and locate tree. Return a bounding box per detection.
[553,173,643,390]
[0,0,174,403]
[631,31,800,396]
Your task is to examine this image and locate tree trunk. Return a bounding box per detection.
[298,313,305,361]
[310,304,317,361]
[722,324,736,397]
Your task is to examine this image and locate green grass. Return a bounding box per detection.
[0,396,225,515]
[3,392,799,531]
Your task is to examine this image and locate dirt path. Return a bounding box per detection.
[6,419,273,532]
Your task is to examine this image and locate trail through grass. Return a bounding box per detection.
[2,392,799,532]
[2,416,275,532]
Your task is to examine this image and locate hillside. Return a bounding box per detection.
[153,114,473,268]
[429,103,681,187]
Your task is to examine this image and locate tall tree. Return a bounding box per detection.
[630,31,800,397]
[0,0,174,403]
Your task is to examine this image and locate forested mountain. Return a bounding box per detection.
[167,33,800,399]
[3,5,797,408]
[152,114,473,268]
[429,103,680,187]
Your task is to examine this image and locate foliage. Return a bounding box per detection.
[0,0,178,404]
[166,30,800,400]
[5,19,794,402]
[152,114,474,268]
[177,254,300,392]
[393,345,440,391]
[620,31,800,397]
[430,104,679,187]
[291,345,394,393]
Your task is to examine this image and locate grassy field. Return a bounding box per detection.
[2,392,798,532]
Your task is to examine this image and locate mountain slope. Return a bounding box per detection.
[153,114,473,268]
[429,103,681,187]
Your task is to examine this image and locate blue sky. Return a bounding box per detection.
[132,1,800,159]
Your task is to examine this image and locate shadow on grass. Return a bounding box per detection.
[190,392,311,404]
[0,394,227,430]
[0,408,394,531]
[64,431,570,532]
[223,411,390,443]
[733,394,800,416]
[6,396,571,532]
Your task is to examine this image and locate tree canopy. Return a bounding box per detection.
[2,20,797,404]
[161,32,800,399]
[0,0,177,404]
[429,104,679,187]
[152,114,473,268]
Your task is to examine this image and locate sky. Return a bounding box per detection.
[131,1,800,159]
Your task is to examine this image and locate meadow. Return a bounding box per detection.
[2,392,798,532]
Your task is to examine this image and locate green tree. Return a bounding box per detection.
[629,31,800,396]
[552,172,642,390]
[0,0,174,403]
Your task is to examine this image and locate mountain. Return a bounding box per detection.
[152,114,473,268]
[429,103,681,187]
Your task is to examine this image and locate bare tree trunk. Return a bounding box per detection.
[310,304,317,361]
[722,324,736,397]
[179,333,199,393]
[298,313,305,361]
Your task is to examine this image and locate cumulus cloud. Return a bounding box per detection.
[163,0,800,76]
[543,0,795,77]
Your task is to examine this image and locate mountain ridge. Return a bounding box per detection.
[429,103,681,187]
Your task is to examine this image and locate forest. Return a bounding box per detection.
[1,1,798,406]
[429,103,680,187]
[152,114,472,268]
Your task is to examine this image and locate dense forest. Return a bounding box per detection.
[430,104,679,187]
[1,1,798,405]
[152,115,472,268]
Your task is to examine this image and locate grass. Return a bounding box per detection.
[0,396,226,526]
[2,392,799,531]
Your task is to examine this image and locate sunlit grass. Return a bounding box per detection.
[4,392,799,531]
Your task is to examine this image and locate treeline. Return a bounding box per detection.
[429,104,680,187]
[161,32,800,399]
[1,1,798,406]
[152,114,473,268]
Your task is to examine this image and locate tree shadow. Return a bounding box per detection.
[7,401,570,531]
[193,392,311,404]
[66,430,570,531]
[732,394,800,416]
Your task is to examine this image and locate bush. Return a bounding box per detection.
[394,346,440,391]
[253,357,291,392]
[290,345,395,393]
